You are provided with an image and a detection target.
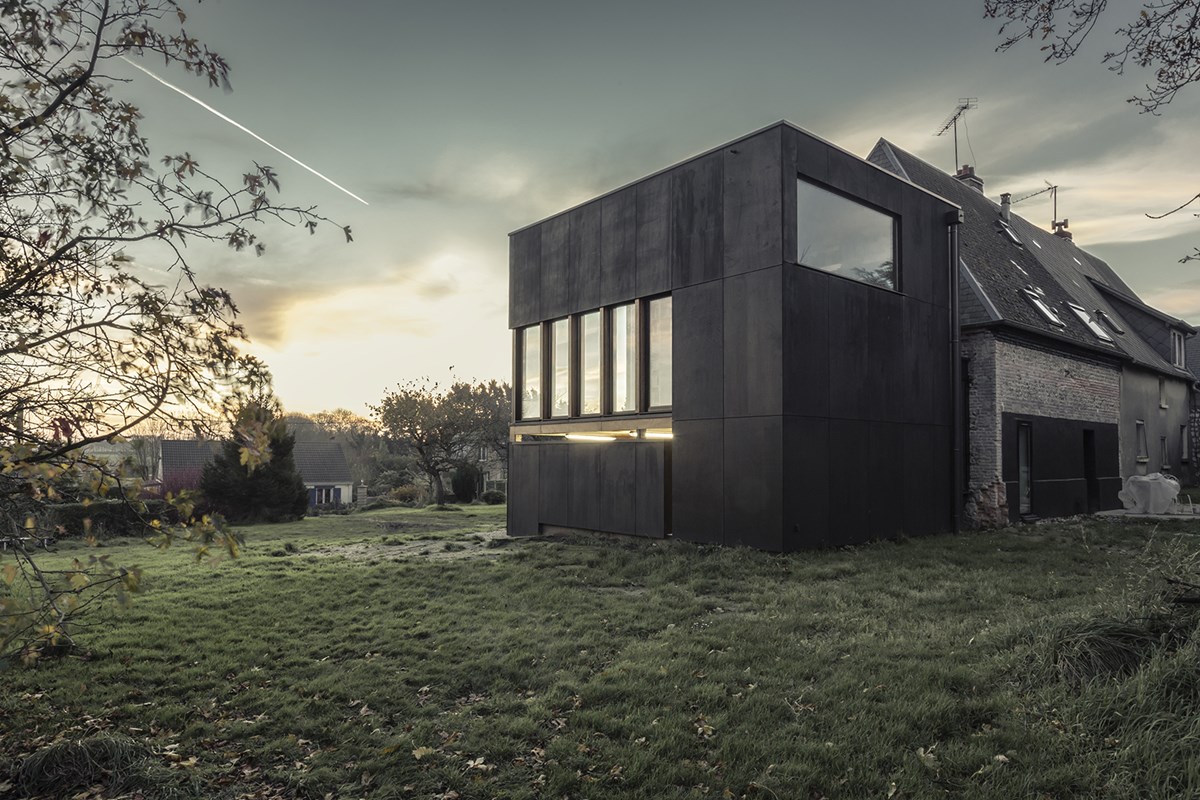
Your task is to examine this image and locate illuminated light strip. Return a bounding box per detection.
[644,431,674,439]
[120,56,370,206]
[565,434,616,442]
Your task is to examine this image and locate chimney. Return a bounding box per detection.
[954,164,984,193]
[1000,192,1011,221]
[1052,219,1073,241]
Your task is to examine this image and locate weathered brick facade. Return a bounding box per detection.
[962,331,1121,527]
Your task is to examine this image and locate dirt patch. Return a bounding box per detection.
[313,529,513,562]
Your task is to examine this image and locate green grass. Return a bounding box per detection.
[2,508,1199,799]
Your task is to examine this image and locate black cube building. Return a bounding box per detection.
[508,122,962,550]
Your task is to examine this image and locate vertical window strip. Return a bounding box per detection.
[580,311,601,415]
[610,303,637,413]
[520,325,541,420]
[648,296,672,409]
[551,318,570,418]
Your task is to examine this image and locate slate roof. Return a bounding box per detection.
[868,139,1193,379]
[291,441,353,485]
[159,439,351,485]
[160,439,222,478]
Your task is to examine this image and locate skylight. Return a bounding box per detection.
[1095,309,1125,335]
[1065,301,1114,343]
[1030,238,1042,249]
[1009,259,1028,277]
[1021,287,1064,327]
[998,221,1022,245]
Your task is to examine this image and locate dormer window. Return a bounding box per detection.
[1065,301,1114,343]
[1021,287,1064,327]
[1171,329,1186,368]
[1095,309,1124,335]
[998,221,1022,246]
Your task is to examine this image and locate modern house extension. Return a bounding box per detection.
[507,122,963,550]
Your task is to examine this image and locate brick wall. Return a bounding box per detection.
[962,332,1120,527]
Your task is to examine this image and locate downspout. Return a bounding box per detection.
[947,209,964,534]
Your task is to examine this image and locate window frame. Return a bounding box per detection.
[1171,329,1186,368]
[608,301,638,415]
[516,323,543,421]
[578,309,603,417]
[1064,301,1113,343]
[549,317,571,419]
[1136,419,1149,463]
[795,176,900,292]
[643,294,673,412]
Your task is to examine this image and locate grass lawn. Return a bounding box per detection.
[2,507,1200,799]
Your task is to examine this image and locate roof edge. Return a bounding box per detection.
[1089,277,1197,334]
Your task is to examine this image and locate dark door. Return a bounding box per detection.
[1083,429,1099,513]
[1017,423,1032,516]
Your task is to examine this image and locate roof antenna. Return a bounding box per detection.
[934,98,978,169]
[1012,181,1068,235]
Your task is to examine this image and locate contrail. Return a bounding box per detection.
[120,56,369,206]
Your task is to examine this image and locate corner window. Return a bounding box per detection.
[519,325,541,420]
[1136,420,1148,463]
[579,311,601,416]
[1171,330,1186,368]
[796,178,896,290]
[647,296,672,409]
[1065,301,1113,343]
[550,318,570,418]
[610,303,637,413]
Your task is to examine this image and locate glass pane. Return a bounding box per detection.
[580,312,601,415]
[1018,424,1032,514]
[520,326,541,420]
[610,303,637,413]
[551,318,569,418]
[797,178,896,289]
[648,297,672,408]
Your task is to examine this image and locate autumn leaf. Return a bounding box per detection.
[412,746,436,760]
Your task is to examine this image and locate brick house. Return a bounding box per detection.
[869,140,1195,525]
[159,439,354,507]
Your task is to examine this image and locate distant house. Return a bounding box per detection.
[158,439,354,507]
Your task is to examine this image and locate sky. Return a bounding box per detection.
[111,0,1200,415]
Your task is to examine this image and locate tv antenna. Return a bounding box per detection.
[1012,180,1066,232]
[934,98,978,168]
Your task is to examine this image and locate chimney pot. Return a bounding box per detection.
[1000,192,1012,221]
[954,164,985,193]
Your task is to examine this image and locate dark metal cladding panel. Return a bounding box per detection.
[540,215,570,320]
[827,147,901,214]
[784,128,830,266]
[826,279,871,421]
[670,152,723,288]
[829,418,871,544]
[724,416,783,551]
[509,228,541,329]
[899,195,935,305]
[569,443,602,531]
[570,202,602,313]
[927,424,953,533]
[673,281,724,422]
[868,422,906,539]
[508,444,540,536]
[636,173,671,296]
[538,444,571,526]
[868,289,905,423]
[929,309,953,425]
[599,442,637,535]
[782,267,830,418]
[724,267,783,418]
[723,127,783,276]
[672,418,724,544]
[635,442,667,538]
[1001,413,1122,519]
[782,415,830,550]
[902,425,938,536]
[601,186,637,306]
[901,301,938,425]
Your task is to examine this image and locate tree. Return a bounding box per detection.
[1,1,343,663]
[200,402,307,524]
[373,381,511,506]
[985,0,1200,259]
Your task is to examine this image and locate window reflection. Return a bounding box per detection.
[796,178,896,290]
[648,296,672,408]
[580,311,601,415]
[551,318,569,418]
[610,303,636,413]
[521,326,541,420]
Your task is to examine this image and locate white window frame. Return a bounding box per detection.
[1170,329,1186,368]
[1021,287,1064,327]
